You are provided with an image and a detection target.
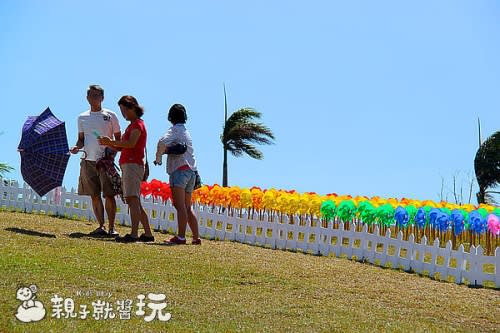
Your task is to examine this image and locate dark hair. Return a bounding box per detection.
[168,104,187,124]
[118,95,144,118]
[87,85,104,97]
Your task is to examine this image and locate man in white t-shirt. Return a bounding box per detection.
[70,85,121,236]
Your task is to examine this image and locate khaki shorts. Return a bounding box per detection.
[121,163,144,198]
[78,160,116,197]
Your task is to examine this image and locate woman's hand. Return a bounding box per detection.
[98,136,113,147]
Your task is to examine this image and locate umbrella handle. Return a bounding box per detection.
[76,149,87,160]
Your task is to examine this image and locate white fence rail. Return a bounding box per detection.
[1,182,499,288]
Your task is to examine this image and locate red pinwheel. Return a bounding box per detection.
[140,181,152,198]
[160,182,171,203]
[150,179,163,202]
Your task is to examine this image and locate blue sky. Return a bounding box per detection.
[1,0,499,202]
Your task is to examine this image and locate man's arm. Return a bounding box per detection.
[99,129,140,149]
[70,132,84,154]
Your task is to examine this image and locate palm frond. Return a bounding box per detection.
[227,141,263,159]
[222,108,261,139]
[225,124,274,145]
[221,107,275,160]
[484,191,498,205]
[0,162,13,177]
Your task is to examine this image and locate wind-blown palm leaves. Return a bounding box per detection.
[474,131,500,204]
[221,89,275,187]
[0,162,13,177]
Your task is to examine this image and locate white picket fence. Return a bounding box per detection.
[1,182,499,289]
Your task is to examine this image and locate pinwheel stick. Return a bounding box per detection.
[486,233,491,255]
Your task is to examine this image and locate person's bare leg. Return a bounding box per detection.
[105,196,116,231]
[91,195,105,228]
[126,196,140,238]
[184,192,199,239]
[172,187,188,238]
[139,205,153,237]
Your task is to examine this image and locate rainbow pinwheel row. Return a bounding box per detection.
[189,185,500,236]
[137,183,500,236]
[320,199,500,236]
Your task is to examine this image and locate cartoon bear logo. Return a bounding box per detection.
[15,285,46,323]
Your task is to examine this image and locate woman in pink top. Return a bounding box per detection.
[99,95,154,243]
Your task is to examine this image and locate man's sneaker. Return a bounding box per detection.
[108,229,119,237]
[163,236,186,245]
[192,238,202,245]
[89,227,107,236]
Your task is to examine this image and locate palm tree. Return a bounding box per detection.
[221,87,275,187]
[474,120,500,204]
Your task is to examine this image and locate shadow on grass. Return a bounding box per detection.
[68,232,117,241]
[5,227,56,238]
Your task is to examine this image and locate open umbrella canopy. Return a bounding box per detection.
[18,107,70,197]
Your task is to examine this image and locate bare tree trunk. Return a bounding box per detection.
[459,179,463,205]
[468,172,474,204]
[222,147,228,187]
[453,174,459,204]
[223,84,228,187]
[439,176,444,202]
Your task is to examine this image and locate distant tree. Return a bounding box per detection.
[474,130,500,204]
[438,171,475,205]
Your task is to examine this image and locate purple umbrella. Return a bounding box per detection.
[18,107,70,196]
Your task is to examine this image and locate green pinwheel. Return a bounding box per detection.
[357,201,377,225]
[336,200,357,222]
[376,204,395,226]
[320,200,336,221]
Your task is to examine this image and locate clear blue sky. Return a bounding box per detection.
[1,1,499,202]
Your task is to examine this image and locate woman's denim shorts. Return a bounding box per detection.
[170,169,196,193]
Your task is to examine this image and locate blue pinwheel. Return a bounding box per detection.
[468,211,487,235]
[394,206,409,228]
[450,209,465,235]
[414,208,426,229]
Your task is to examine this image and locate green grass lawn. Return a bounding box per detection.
[0,211,499,333]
